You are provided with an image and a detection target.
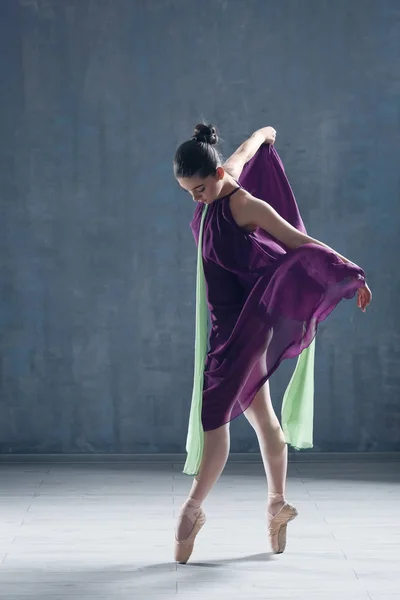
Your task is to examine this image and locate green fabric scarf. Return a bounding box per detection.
[183,204,314,476]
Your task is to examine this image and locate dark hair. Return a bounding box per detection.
[174,123,223,179]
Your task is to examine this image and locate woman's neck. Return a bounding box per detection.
[215,174,239,200]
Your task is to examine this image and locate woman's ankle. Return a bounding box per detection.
[184,496,202,509]
[267,492,285,516]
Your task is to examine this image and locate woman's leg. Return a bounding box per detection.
[243,380,288,516]
[175,422,230,541]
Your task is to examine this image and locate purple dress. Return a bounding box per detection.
[190,145,365,432]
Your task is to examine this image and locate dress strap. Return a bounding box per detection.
[226,186,241,199]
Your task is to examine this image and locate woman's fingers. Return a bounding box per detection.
[357,285,372,312]
[357,289,363,308]
[357,289,366,311]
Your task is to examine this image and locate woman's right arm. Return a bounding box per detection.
[224,127,276,180]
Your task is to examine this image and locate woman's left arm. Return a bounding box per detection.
[230,191,372,311]
[224,127,276,180]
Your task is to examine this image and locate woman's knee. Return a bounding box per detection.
[204,422,230,449]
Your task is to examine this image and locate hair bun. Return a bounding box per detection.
[192,123,218,145]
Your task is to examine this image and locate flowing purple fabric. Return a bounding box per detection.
[190,145,365,432]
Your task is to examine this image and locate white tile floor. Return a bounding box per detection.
[0,459,399,599]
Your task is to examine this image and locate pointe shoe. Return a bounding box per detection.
[268,503,298,554]
[174,508,206,564]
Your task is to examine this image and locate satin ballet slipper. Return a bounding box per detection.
[174,508,206,564]
[268,503,298,554]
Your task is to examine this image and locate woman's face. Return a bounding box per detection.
[177,169,225,204]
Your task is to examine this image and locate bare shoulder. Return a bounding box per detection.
[229,189,258,229]
[230,189,261,212]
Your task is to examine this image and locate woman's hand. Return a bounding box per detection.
[259,126,276,145]
[357,283,372,312]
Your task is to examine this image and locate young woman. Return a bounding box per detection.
[173,124,372,563]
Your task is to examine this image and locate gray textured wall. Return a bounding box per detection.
[0,0,399,454]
